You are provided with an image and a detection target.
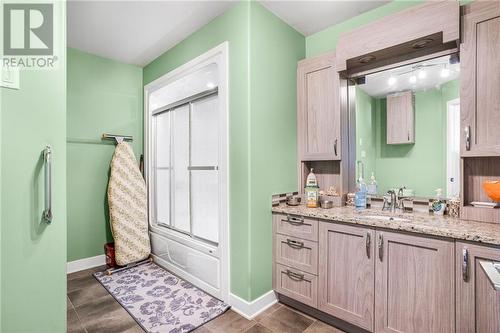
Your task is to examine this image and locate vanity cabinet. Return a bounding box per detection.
[386,91,414,145]
[456,242,500,333]
[461,1,500,156]
[318,223,375,332]
[374,231,455,333]
[273,214,457,333]
[297,52,341,161]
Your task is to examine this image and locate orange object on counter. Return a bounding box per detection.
[483,180,500,202]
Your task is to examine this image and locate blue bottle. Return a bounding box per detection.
[355,161,367,209]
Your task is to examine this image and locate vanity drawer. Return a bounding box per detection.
[274,263,318,307]
[275,234,318,274]
[274,213,318,241]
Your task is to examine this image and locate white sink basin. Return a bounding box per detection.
[364,215,411,223]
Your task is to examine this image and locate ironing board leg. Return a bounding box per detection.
[106,257,153,275]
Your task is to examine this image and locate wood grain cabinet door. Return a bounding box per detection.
[297,53,341,160]
[456,242,500,333]
[374,231,454,333]
[386,91,414,144]
[318,222,375,332]
[461,2,500,156]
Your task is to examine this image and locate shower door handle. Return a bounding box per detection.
[42,146,52,223]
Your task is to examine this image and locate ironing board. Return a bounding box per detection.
[107,142,151,266]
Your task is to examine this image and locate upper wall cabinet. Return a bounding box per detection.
[297,52,342,161]
[461,1,500,156]
[386,91,415,145]
[335,2,459,75]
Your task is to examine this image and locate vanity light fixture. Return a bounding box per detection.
[388,76,397,86]
[206,82,216,89]
[409,75,417,84]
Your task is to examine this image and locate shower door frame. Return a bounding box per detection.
[144,42,229,302]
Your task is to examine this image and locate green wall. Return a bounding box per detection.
[143,1,304,301]
[1,1,67,331]
[356,80,459,197]
[248,2,304,300]
[67,48,143,262]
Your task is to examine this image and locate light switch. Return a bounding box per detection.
[1,66,20,89]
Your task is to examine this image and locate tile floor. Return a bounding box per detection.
[67,267,345,333]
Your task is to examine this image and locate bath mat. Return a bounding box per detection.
[94,262,229,333]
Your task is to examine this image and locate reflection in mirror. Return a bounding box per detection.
[353,54,460,199]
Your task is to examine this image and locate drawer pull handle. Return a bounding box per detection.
[283,215,304,225]
[286,239,305,249]
[464,125,471,151]
[285,269,305,281]
[334,139,338,156]
[378,234,383,261]
[366,232,371,258]
[462,248,469,282]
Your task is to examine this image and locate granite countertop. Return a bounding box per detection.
[272,204,500,246]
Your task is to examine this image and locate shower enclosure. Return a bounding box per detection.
[144,43,228,300]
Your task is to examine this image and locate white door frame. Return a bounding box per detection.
[446,98,460,198]
[144,42,229,302]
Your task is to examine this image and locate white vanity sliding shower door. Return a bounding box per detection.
[145,43,228,301]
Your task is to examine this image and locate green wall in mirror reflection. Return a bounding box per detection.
[355,79,459,198]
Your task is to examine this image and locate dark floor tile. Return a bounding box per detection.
[76,295,139,333]
[205,310,255,333]
[67,308,86,333]
[68,278,109,307]
[254,302,282,322]
[303,321,345,333]
[67,273,101,293]
[192,326,213,333]
[245,323,273,333]
[259,306,314,333]
[68,266,105,281]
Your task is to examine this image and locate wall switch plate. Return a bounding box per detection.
[1,66,20,89]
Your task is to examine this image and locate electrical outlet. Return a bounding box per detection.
[1,66,20,89]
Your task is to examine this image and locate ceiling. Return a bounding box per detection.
[259,1,389,36]
[68,1,389,67]
[359,55,460,98]
[67,1,237,67]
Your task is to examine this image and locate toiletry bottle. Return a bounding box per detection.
[305,169,319,208]
[367,172,378,195]
[432,188,445,215]
[355,162,367,209]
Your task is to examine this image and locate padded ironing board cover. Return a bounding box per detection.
[108,142,151,266]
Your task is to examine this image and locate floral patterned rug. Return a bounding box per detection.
[94,262,230,333]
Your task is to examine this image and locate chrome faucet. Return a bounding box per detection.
[383,190,398,213]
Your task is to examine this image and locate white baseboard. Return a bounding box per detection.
[67,255,106,274]
[229,290,277,320]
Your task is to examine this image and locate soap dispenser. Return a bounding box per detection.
[367,172,378,195]
[432,188,446,215]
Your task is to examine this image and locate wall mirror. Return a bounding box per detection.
[351,54,460,199]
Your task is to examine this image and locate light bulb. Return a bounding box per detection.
[388,76,397,86]
[409,75,417,84]
[440,68,450,78]
[206,82,215,89]
[418,69,427,79]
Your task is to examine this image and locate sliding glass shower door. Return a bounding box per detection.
[153,92,219,245]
